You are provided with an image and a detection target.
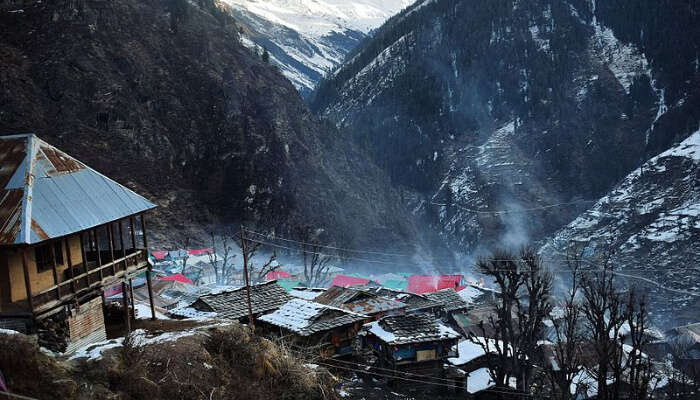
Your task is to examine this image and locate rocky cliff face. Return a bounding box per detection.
[541,130,700,325]
[0,0,422,251]
[311,0,700,256]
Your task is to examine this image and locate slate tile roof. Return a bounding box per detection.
[259,299,368,336]
[361,287,442,313]
[316,286,407,315]
[424,288,469,312]
[366,314,461,345]
[191,281,290,320]
[315,286,367,307]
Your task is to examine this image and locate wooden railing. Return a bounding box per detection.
[32,249,148,313]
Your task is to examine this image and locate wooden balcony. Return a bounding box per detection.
[30,248,148,315]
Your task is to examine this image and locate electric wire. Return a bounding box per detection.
[429,199,596,215]
[242,235,700,297]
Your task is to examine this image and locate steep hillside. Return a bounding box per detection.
[0,0,422,251]
[311,0,700,255]
[541,130,700,325]
[223,0,414,97]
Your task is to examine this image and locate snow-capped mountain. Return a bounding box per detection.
[222,0,415,96]
[311,0,700,255]
[541,130,700,325]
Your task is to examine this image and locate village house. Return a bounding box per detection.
[424,288,469,323]
[362,287,444,315]
[187,280,290,322]
[0,134,157,352]
[314,286,407,320]
[363,314,461,388]
[258,298,368,357]
[447,337,518,396]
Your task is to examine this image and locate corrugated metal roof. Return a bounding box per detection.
[0,134,156,245]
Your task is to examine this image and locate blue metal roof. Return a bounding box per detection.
[0,134,156,245]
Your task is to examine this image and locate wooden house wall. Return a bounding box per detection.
[1,234,82,304]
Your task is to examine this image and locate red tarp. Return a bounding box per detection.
[406,275,463,294]
[330,274,369,288]
[188,248,213,256]
[266,270,292,281]
[151,251,168,260]
[159,273,194,285]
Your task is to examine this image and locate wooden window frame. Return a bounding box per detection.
[35,242,63,272]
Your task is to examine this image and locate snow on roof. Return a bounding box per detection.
[258,298,367,336]
[456,285,485,304]
[448,337,510,366]
[464,368,517,394]
[365,314,461,345]
[167,306,218,320]
[0,134,156,245]
[424,288,469,312]
[449,339,486,366]
[466,368,493,393]
[193,281,291,320]
[290,288,323,300]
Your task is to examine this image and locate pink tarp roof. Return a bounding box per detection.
[406,275,463,294]
[151,251,168,260]
[330,274,369,288]
[159,273,194,285]
[188,248,213,256]
[266,270,292,281]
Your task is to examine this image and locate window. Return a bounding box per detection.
[35,242,63,271]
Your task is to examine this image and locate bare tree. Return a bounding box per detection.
[296,226,334,287]
[545,254,585,400]
[207,232,236,285]
[622,292,657,400]
[236,229,278,284]
[580,260,627,400]
[469,248,553,394]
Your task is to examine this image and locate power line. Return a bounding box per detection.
[429,199,596,215]
[242,235,700,297]
[243,228,413,257]
[309,359,533,396]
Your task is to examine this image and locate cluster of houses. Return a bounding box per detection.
[0,135,698,398]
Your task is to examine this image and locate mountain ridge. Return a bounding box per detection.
[311,0,699,257]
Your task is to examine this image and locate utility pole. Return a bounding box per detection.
[241,226,255,330]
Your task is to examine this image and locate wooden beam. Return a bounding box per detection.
[128,278,136,319]
[108,224,116,276]
[50,241,60,301]
[121,281,131,334]
[65,237,76,293]
[146,268,156,321]
[129,216,137,251]
[118,220,127,270]
[80,232,89,286]
[93,229,104,281]
[140,214,149,250]
[20,247,35,315]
